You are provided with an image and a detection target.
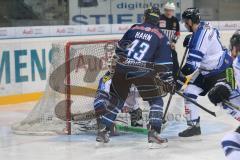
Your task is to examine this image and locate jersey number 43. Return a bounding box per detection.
[127,39,150,61]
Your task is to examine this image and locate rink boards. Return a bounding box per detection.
[0,31,235,105]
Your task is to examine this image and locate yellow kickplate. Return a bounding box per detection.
[0,92,43,105]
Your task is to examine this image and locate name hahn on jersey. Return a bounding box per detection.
[135,32,152,41]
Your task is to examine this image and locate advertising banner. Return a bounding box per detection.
[69,0,182,25]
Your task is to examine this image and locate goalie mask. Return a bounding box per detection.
[107,54,117,75]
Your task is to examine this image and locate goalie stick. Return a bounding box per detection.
[54,100,96,121]
[55,103,150,134]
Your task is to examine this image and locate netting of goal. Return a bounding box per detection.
[11,40,119,135]
[11,39,184,135]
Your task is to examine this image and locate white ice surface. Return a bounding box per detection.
[0,99,238,160]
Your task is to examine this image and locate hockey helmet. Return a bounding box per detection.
[182,8,201,24]
[164,2,176,10]
[144,6,161,25]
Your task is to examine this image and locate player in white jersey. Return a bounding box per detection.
[178,8,233,137]
[208,30,240,160]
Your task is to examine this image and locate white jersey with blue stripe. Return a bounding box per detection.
[186,21,231,75]
[220,56,240,160]
[221,55,240,121]
[221,131,240,158]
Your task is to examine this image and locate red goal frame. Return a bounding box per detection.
[64,39,119,135]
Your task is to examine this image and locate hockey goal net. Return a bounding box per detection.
[11,39,184,135]
[12,39,119,135]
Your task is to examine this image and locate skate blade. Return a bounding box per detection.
[177,135,202,142]
[148,142,168,149]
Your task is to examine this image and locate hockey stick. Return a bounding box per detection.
[162,47,189,123]
[176,91,216,117]
[55,104,149,135]
[116,55,172,72]
[115,124,148,135]
[223,100,240,111]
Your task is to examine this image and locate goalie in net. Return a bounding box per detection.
[54,55,144,132]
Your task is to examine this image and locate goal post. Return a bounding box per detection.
[11,39,119,135]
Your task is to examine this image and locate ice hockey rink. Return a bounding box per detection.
[0,30,238,160]
[1,1,240,160]
[0,96,238,160]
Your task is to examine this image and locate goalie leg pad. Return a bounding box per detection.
[94,90,111,117]
[98,99,124,128]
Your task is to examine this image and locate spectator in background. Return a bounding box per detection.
[159,1,180,48]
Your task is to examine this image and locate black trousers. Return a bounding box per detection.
[110,69,162,102]
[190,71,229,96]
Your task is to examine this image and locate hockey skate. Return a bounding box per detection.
[148,127,168,149]
[96,120,110,147]
[178,118,201,137]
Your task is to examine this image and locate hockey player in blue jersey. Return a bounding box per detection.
[94,6,175,147]
[178,8,233,137]
[208,30,240,160]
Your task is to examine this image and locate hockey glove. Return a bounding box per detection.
[183,34,192,48]
[172,35,179,44]
[208,83,231,106]
[158,72,176,94]
[181,63,196,76]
